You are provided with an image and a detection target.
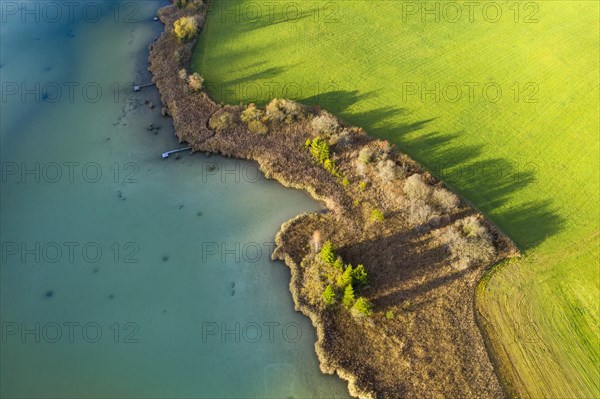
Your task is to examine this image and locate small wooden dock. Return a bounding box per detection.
[162,147,192,159]
[133,82,155,92]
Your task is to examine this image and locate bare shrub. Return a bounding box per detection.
[187,72,204,92]
[432,187,460,212]
[460,215,488,238]
[240,103,264,123]
[444,216,495,269]
[310,230,321,253]
[178,68,188,81]
[311,112,340,135]
[247,120,268,135]
[376,159,404,182]
[403,174,431,201]
[358,146,375,164]
[209,111,235,132]
[330,130,353,148]
[373,140,393,162]
[407,200,438,226]
[176,0,203,9]
[265,99,304,124]
[355,160,368,176]
[173,49,184,65]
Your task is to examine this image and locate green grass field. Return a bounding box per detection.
[192,1,600,397]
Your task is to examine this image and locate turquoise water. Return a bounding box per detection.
[0,1,350,397]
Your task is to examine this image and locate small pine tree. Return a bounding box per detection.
[320,241,336,265]
[352,297,373,317]
[371,208,385,222]
[342,177,350,187]
[323,284,336,306]
[337,264,353,288]
[352,264,368,286]
[342,284,355,308]
[333,258,344,269]
[310,137,330,165]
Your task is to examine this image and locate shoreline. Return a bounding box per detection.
[148,2,519,398]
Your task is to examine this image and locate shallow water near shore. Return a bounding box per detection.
[0,1,350,397]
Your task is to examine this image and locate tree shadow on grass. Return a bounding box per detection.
[495,199,565,250]
[300,89,379,113]
[222,66,289,87]
[305,90,565,251]
[400,130,566,250]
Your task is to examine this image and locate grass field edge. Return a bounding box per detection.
[476,258,528,399]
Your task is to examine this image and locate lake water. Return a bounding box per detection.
[0,1,350,397]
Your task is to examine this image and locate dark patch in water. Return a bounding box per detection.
[230,290,235,296]
[178,204,184,209]
[108,294,115,300]
[197,211,203,217]
[230,282,235,288]
[45,290,54,298]
[162,255,169,262]
[44,66,52,72]
[66,30,75,39]
[93,267,100,274]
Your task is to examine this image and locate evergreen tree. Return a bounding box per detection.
[342,284,355,308]
[352,264,368,286]
[337,264,353,288]
[352,297,373,317]
[323,284,336,306]
[371,208,385,222]
[333,258,344,269]
[320,240,336,265]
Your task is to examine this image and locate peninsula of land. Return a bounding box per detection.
[149,1,519,397]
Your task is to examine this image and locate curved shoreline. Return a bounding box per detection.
[274,213,375,399]
[148,2,519,398]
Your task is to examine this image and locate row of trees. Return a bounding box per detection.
[318,241,373,317]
